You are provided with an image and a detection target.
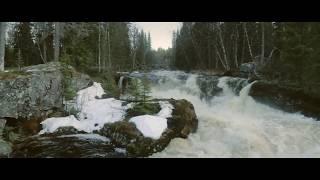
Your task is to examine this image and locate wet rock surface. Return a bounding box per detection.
[250,81,320,119]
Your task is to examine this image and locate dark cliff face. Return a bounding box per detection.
[249,81,320,120]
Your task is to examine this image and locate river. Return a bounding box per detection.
[130,70,320,158]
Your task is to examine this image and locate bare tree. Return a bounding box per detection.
[216,23,230,70]
[260,22,265,65]
[98,22,102,73]
[107,23,112,70]
[0,22,6,71]
[34,22,51,64]
[243,22,254,62]
[53,22,61,62]
[234,24,239,68]
[130,26,139,70]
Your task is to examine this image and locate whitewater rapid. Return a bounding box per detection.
[146,71,320,158]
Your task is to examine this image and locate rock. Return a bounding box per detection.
[9,99,198,158]
[11,134,122,158]
[249,81,320,119]
[98,99,198,157]
[239,62,256,78]
[0,139,12,157]
[222,69,241,77]
[168,99,198,138]
[0,62,93,121]
[0,119,12,157]
[0,119,6,133]
[197,75,223,101]
[69,71,93,92]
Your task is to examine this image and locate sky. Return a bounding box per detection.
[135,22,181,50]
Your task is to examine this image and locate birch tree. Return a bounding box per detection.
[0,22,6,71]
[54,22,61,62]
[260,22,265,65]
[243,22,254,62]
[98,22,101,73]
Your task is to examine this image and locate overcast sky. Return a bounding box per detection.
[134,22,181,50]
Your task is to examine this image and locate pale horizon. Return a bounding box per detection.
[135,22,181,50]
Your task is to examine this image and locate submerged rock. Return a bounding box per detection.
[249,81,320,119]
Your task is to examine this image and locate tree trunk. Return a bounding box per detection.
[215,44,227,70]
[98,23,101,73]
[107,23,112,70]
[216,24,229,70]
[243,22,254,62]
[36,42,47,64]
[241,27,246,64]
[234,26,239,68]
[54,22,61,62]
[207,23,211,70]
[261,22,265,65]
[0,22,6,71]
[43,42,47,63]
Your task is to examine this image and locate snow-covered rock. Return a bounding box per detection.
[128,101,174,139]
[40,82,130,134]
[129,115,167,139]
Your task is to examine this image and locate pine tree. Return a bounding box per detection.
[12,22,40,66]
[127,75,151,104]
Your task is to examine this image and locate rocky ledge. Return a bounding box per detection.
[249,81,320,120]
[11,99,198,158]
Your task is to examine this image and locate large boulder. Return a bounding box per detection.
[0,62,93,121]
[249,81,320,119]
[98,99,198,157]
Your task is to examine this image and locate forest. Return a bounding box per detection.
[1,22,319,97]
[1,22,320,158]
[171,22,320,97]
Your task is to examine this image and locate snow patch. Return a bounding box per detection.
[129,101,174,140]
[129,115,168,140]
[40,81,174,141]
[76,82,105,106]
[40,82,130,134]
[39,115,83,134]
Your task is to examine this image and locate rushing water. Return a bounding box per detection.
[142,70,320,158]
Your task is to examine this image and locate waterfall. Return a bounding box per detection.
[144,70,320,158]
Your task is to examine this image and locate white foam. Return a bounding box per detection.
[148,71,320,158]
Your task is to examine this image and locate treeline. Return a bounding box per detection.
[3,22,153,74]
[171,22,320,96]
[171,22,274,71]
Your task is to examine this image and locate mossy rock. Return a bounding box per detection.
[125,103,161,118]
[0,70,31,80]
[98,99,198,157]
